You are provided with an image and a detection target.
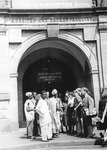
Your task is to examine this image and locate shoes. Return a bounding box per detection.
[42,140,49,142]
[27,136,32,139]
[27,136,36,139]
[99,132,104,138]
[48,138,53,140]
[76,133,82,137]
[86,136,91,139]
[52,133,59,138]
[86,135,94,139]
[31,136,36,139]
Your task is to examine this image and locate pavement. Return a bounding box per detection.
[0,128,105,150]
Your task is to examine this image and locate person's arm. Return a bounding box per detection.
[74,101,82,111]
[88,96,94,115]
[101,103,107,123]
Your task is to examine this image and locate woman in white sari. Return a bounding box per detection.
[24,92,35,139]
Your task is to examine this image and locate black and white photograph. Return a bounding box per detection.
[0,0,107,149]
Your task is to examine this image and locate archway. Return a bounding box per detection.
[10,31,100,128]
[10,31,97,73]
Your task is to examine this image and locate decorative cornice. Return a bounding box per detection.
[0,7,107,15]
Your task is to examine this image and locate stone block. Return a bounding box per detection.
[0,0,5,8]
[84,26,97,41]
[47,24,59,37]
[8,29,21,43]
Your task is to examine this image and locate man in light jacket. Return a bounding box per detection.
[36,93,52,142]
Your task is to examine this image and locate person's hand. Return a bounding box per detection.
[100,119,104,123]
[74,108,77,111]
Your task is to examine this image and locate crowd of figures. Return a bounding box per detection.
[24,87,107,145]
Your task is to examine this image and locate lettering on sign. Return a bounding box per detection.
[37,72,62,82]
[7,15,97,24]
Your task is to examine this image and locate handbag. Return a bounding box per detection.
[96,121,105,130]
[71,111,77,125]
[84,107,97,117]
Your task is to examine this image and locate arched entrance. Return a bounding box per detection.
[10,31,100,128]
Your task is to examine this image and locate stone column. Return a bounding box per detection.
[9,73,19,131]
[91,70,100,113]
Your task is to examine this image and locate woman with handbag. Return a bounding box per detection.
[67,92,77,134]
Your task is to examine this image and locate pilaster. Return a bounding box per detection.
[8,73,19,131]
[98,25,107,90]
[90,70,100,112]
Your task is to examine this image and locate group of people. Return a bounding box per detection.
[24,87,107,144]
[24,89,63,142]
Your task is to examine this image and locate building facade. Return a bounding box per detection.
[0,0,107,132]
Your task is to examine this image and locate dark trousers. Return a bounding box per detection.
[76,115,83,135]
[83,115,93,137]
[33,113,39,136]
[67,107,75,133]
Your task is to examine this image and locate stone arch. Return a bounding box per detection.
[10,31,97,75]
[10,31,100,128]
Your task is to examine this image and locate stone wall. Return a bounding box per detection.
[12,0,93,9]
[0,0,5,8]
[0,0,12,8]
[97,0,107,7]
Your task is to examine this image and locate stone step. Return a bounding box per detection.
[0,136,97,150]
[0,128,104,150]
[34,145,102,150]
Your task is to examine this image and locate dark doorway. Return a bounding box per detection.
[23,57,77,103]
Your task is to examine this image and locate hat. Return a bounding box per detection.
[65,92,69,97]
[69,92,75,97]
[82,87,89,93]
[76,88,82,93]
[41,90,47,95]
[25,92,32,97]
[52,89,58,95]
